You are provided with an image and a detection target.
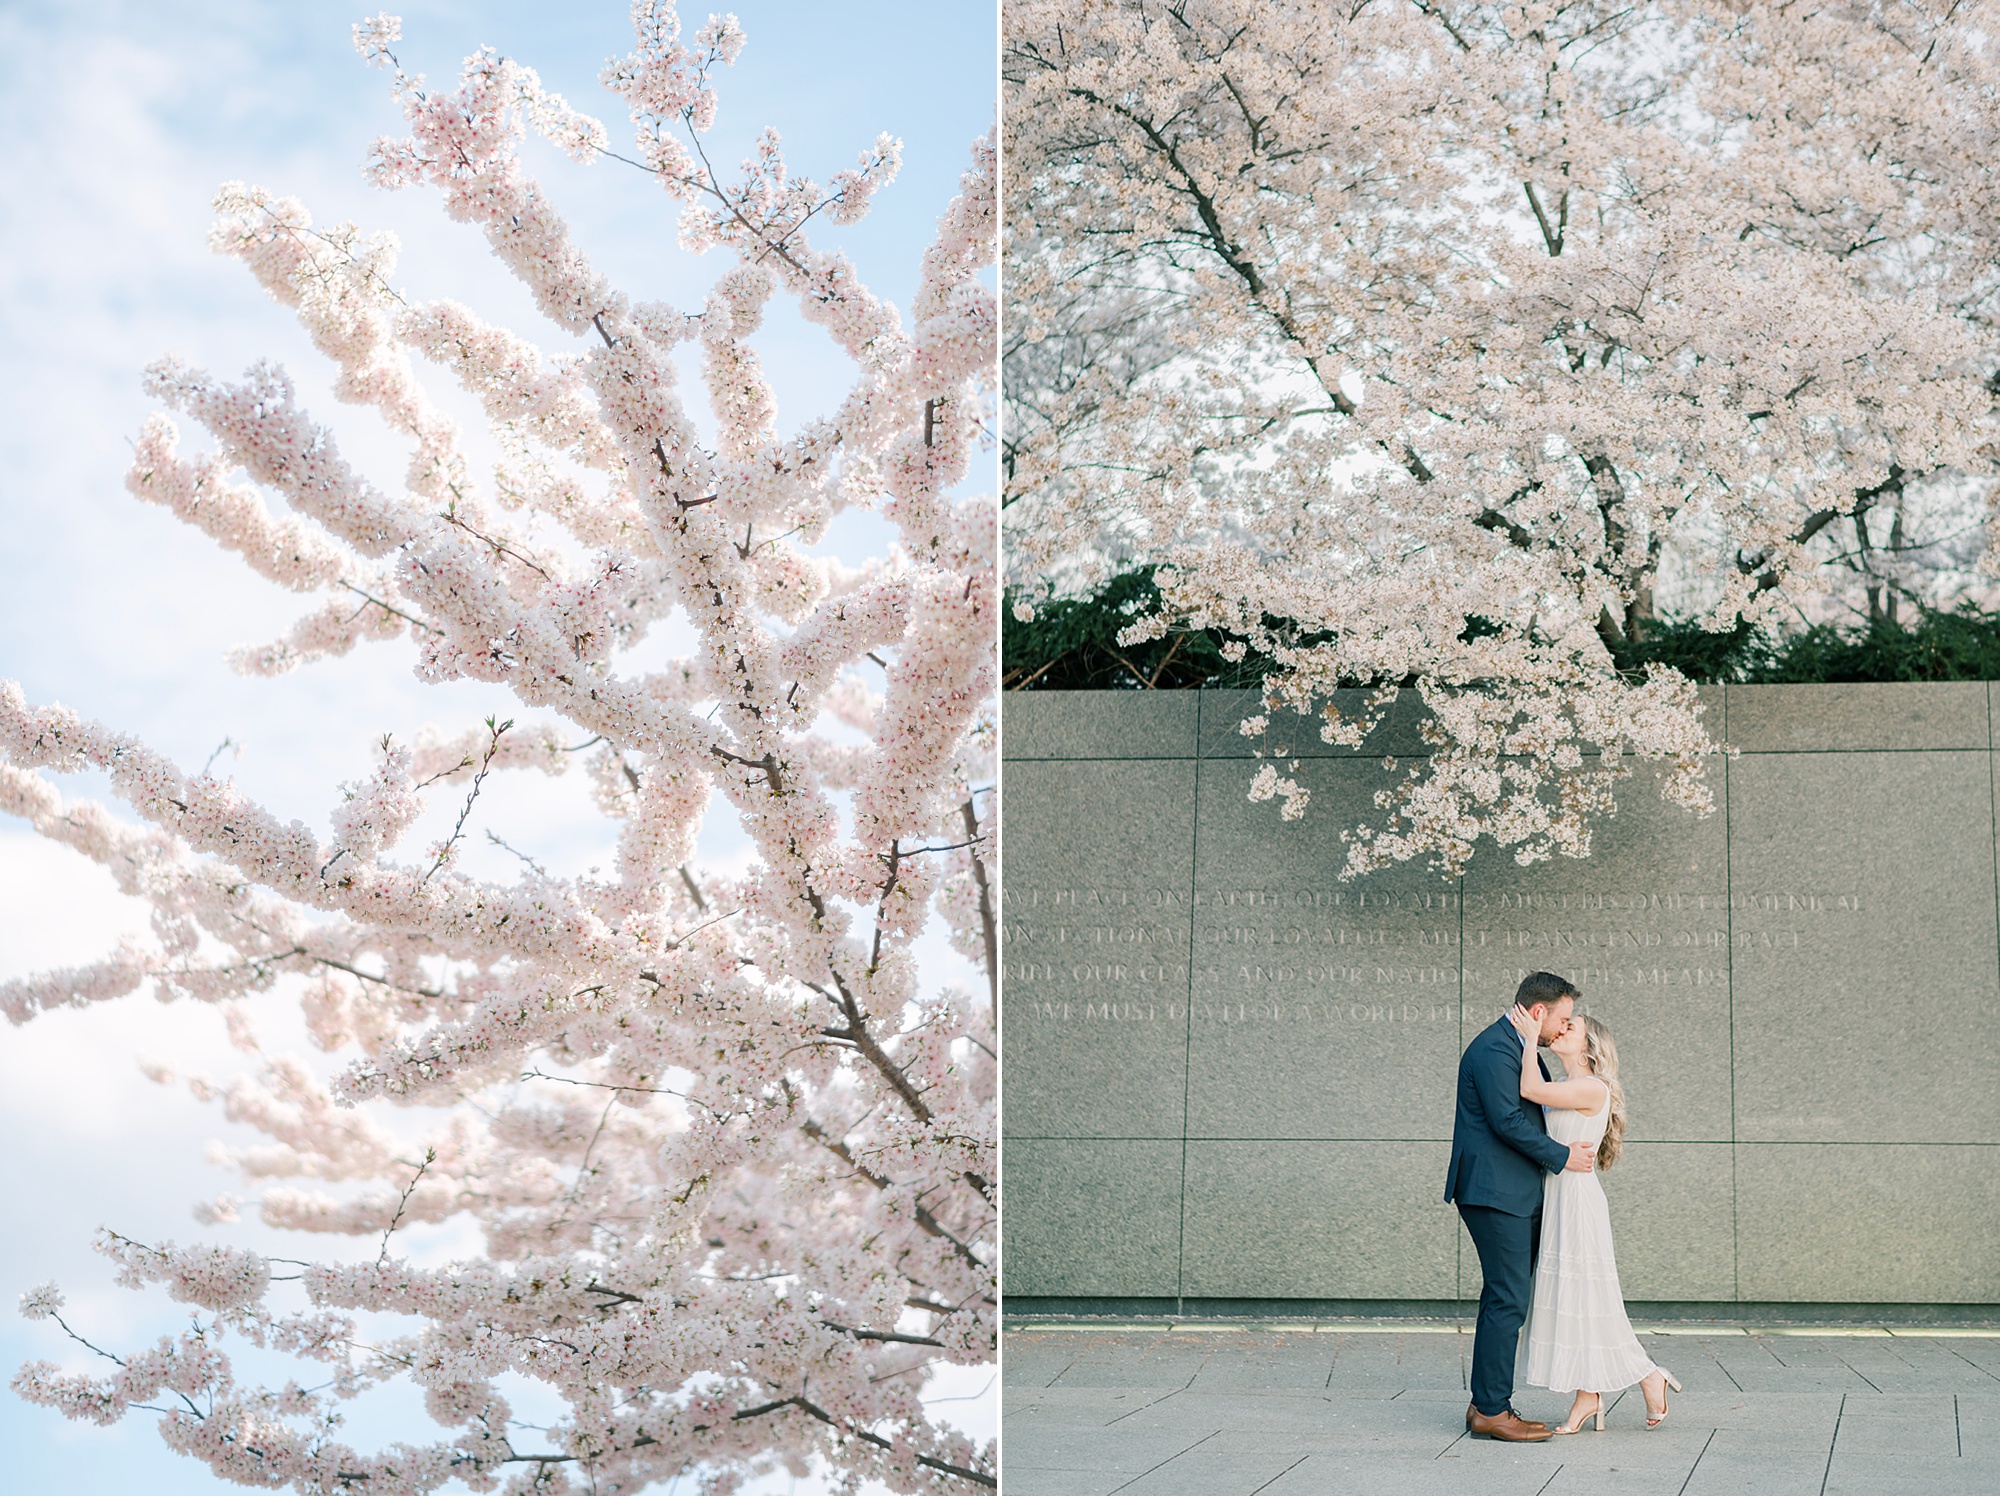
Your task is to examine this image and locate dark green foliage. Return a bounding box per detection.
[1605,618,1769,683]
[1002,566,1280,689]
[1738,605,2000,684]
[1595,606,2000,684]
[1006,567,2000,688]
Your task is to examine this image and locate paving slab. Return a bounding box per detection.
[1182,1343,1343,1391]
[1004,1424,1221,1475]
[994,1470,1128,1496]
[1823,1451,1998,1496]
[1539,1469,1716,1496]
[1113,1436,1348,1496]
[1004,1325,2000,1494]
[1831,1392,1960,1456]
[1675,1447,1829,1496]
[1115,1390,1405,1435]
[1258,1454,1562,1496]
[1044,1344,1215,1390]
[1004,1385,1188,1430]
[1939,1340,2000,1380]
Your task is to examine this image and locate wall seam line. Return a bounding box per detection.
[1176,693,1203,1315]
[1725,687,1739,1303]
[1988,678,1999,1205]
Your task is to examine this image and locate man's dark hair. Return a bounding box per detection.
[1515,971,1580,1012]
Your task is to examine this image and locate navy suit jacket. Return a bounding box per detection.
[1444,1016,1571,1215]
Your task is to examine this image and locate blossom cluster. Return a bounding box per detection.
[7,6,996,1492]
[1004,0,2000,874]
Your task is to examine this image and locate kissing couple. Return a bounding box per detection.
[1446,970,1682,1440]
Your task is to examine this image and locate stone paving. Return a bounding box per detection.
[1002,1322,2000,1495]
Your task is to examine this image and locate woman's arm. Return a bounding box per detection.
[1468,1032,1574,1174]
[1507,1005,1610,1113]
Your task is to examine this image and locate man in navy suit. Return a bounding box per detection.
[1446,970,1598,1441]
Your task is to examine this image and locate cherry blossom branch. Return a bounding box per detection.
[378,1146,436,1261]
[337,581,441,636]
[795,1108,990,1279]
[8,7,996,1489]
[422,718,510,881]
[727,1395,997,1488]
[814,972,931,1124]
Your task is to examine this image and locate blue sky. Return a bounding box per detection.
[0,1,997,1489]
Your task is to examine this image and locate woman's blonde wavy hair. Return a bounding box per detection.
[1578,1015,1627,1170]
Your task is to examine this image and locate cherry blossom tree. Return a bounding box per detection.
[5,6,997,1492]
[1004,0,2000,874]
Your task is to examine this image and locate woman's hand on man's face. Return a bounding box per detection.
[1507,1003,1541,1046]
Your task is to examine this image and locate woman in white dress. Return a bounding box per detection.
[1505,1005,1681,1435]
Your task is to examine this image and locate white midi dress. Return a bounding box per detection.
[1516,1087,1660,1394]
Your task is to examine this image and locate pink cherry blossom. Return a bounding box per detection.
[1005,0,2000,876]
[7,6,995,1492]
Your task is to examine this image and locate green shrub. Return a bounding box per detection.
[1003,567,1278,690]
[1005,569,2000,688]
[1739,607,2000,683]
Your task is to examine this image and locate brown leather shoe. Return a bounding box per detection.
[1465,1403,1547,1431]
[1465,1404,1553,1441]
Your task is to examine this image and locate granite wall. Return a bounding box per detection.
[1001,684,2000,1309]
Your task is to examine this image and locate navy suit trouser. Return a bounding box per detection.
[1457,1202,1541,1417]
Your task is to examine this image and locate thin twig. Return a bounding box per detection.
[486,830,548,878]
[339,581,442,636]
[521,1067,682,1098]
[1145,635,1185,688]
[442,504,553,581]
[379,1147,437,1262]
[1006,655,1062,691]
[414,756,477,790]
[545,1096,618,1238]
[425,718,512,882]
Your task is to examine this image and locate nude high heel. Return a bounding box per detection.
[1644,1369,1683,1429]
[1554,1393,1604,1434]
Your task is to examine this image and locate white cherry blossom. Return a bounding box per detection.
[7,6,996,1492]
[1004,0,2000,875]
